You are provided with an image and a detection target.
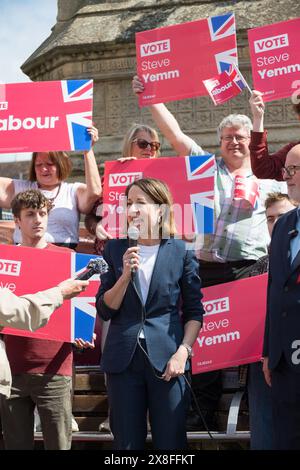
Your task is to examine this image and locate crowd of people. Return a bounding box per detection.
[1,75,300,450]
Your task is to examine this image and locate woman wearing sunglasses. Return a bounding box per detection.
[84,123,161,247]
[119,124,161,162]
[96,177,204,449]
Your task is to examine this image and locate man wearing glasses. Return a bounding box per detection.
[132,76,286,431]
[263,144,300,449]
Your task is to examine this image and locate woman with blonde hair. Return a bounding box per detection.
[96,177,204,449]
[85,122,161,247]
[120,123,160,162]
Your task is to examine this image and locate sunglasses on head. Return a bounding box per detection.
[132,138,161,152]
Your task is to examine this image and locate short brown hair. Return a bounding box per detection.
[29,151,72,182]
[125,177,176,237]
[11,189,53,218]
[265,192,299,210]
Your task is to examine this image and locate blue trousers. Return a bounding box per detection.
[247,362,274,449]
[271,357,300,449]
[107,341,190,450]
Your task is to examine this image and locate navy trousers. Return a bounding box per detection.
[271,357,300,449]
[107,340,190,450]
[248,362,274,449]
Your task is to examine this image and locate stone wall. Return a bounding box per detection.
[20,0,300,170]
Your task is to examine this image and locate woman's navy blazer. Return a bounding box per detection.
[96,238,204,373]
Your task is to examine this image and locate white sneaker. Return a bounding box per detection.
[71,416,79,432]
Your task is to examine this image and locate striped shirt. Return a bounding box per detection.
[190,142,287,262]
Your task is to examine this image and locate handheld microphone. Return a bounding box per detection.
[75,257,108,280]
[128,225,140,248]
[128,226,140,276]
[288,229,299,239]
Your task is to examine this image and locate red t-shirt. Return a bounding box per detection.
[5,243,73,376]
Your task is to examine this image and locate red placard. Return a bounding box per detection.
[233,175,259,208]
[192,274,268,374]
[0,79,93,154]
[102,155,215,237]
[203,65,249,105]
[0,245,99,343]
[248,18,300,102]
[136,13,237,106]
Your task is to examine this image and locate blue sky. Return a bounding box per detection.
[0,0,57,83]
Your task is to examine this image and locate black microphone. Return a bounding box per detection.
[128,226,140,276]
[75,257,108,280]
[128,225,140,248]
[288,229,299,239]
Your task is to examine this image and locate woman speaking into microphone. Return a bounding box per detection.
[96,177,204,450]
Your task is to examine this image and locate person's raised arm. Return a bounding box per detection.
[249,90,287,180]
[0,177,15,209]
[132,75,196,156]
[76,126,102,214]
[249,90,265,132]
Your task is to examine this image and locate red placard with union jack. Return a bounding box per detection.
[0,79,93,154]
[203,65,249,105]
[102,155,216,238]
[136,12,237,106]
[0,245,100,343]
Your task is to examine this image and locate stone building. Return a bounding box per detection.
[21,0,300,166]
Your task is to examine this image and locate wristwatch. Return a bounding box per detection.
[180,343,193,359]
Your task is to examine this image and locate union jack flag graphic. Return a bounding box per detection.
[208,14,237,72]
[61,79,93,102]
[61,80,93,150]
[185,155,216,234]
[229,64,247,91]
[190,190,214,234]
[70,253,99,342]
[0,79,93,154]
[214,48,238,73]
[208,12,236,41]
[66,110,93,151]
[185,154,216,180]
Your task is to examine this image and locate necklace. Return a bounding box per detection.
[39,183,61,203]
